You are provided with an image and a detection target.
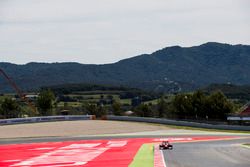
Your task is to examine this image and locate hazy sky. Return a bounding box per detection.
[0,0,249,64]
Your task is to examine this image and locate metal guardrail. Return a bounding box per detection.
[107,115,250,131]
[227,116,250,121]
[0,115,94,125]
[1,115,249,131]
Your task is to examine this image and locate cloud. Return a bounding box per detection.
[0,0,249,64]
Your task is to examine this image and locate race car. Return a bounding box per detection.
[159,141,173,150]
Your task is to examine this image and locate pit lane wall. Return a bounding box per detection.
[107,116,250,131]
[0,115,95,125]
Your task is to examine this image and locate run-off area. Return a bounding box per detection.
[0,137,240,167]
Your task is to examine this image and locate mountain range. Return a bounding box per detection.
[1,42,250,93]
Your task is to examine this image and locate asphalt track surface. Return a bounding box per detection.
[163,138,250,167]
[0,134,248,145]
[1,135,250,167]
[0,121,250,167]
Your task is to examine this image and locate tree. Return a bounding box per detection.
[172,94,193,118]
[36,90,55,116]
[205,91,233,119]
[171,91,234,120]
[157,96,167,118]
[0,98,20,118]
[97,104,107,118]
[132,97,141,107]
[85,103,98,115]
[134,104,153,117]
[192,90,206,118]
[107,95,114,104]
[84,103,107,118]
[112,101,122,115]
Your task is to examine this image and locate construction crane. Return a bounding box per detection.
[0,68,37,114]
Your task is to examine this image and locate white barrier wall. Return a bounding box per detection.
[227,116,250,121]
[0,115,94,125]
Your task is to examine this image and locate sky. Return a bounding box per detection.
[0,0,249,64]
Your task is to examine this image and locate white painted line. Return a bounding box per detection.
[153,138,193,142]
[60,143,101,149]
[10,144,108,166]
[154,145,167,167]
[29,147,55,150]
[107,141,127,147]
[160,149,167,167]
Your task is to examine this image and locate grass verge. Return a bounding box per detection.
[165,124,250,134]
[242,144,250,148]
[129,144,154,167]
[115,120,250,134]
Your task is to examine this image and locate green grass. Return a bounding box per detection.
[57,102,82,107]
[57,94,131,107]
[68,94,117,99]
[119,98,131,105]
[0,94,14,100]
[129,144,154,167]
[143,99,159,105]
[242,144,250,149]
[113,120,250,134]
[67,94,121,102]
[74,91,123,94]
[0,96,5,101]
[143,95,174,105]
[81,99,99,103]
[154,124,250,134]
[68,94,101,99]
[82,94,102,99]
[139,122,250,134]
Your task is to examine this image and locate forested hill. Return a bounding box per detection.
[1,42,250,93]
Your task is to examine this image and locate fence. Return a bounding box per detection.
[0,115,94,125]
[1,115,250,131]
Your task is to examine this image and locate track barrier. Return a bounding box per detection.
[107,115,250,131]
[0,115,94,125]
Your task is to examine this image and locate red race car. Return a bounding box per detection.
[159,141,173,150]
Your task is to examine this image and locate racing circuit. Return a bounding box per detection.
[0,120,250,167]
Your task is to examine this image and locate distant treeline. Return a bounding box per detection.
[203,84,250,101]
[42,83,135,95]
[0,85,238,122]
[43,82,250,100]
[42,83,159,100]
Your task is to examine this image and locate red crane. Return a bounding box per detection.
[0,68,37,114]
